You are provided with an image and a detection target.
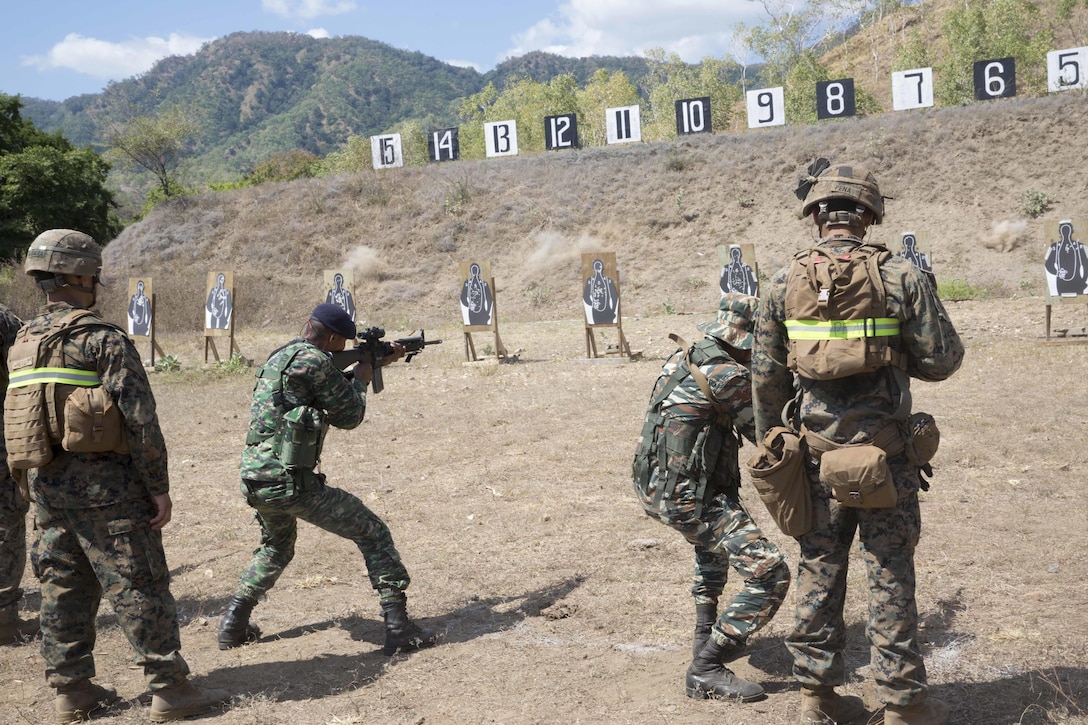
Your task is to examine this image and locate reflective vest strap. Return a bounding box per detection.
[8,367,101,388]
[784,317,900,340]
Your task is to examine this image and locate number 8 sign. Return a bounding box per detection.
[816,79,856,119]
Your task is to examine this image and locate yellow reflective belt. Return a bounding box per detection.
[8,367,101,388]
[785,317,900,340]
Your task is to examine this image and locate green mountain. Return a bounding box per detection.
[18,32,654,181]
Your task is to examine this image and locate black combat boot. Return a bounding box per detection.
[218,595,261,650]
[692,603,717,659]
[380,598,438,656]
[685,637,765,702]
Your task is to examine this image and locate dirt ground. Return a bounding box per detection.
[2,297,1087,725]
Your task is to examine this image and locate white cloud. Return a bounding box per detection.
[307,28,331,39]
[262,0,357,20]
[504,0,764,64]
[445,59,483,72]
[21,32,213,80]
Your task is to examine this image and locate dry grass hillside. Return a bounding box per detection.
[89,90,1088,339]
[3,87,1088,725]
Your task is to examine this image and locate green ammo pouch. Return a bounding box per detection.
[279,405,324,471]
[746,427,812,537]
[907,411,940,466]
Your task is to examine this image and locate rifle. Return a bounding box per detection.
[330,326,442,393]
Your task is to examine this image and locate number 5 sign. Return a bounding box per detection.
[1048,46,1088,92]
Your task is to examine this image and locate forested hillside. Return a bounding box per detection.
[19,33,656,181]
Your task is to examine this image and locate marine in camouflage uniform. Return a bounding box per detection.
[751,164,964,725]
[0,302,38,644]
[633,292,790,702]
[218,303,437,656]
[5,230,228,723]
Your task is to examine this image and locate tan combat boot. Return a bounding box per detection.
[884,697,950,725]
[149,679,230,722]
[55,679,120,724]
[799,687,869,724]
[0,613,39,644]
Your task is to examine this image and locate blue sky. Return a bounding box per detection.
[1,0,767,102]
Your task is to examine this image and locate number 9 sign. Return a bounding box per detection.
[746,87,785,128]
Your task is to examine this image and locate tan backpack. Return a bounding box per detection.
[783,239,905,380]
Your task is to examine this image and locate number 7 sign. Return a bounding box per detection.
[892,68,934,110]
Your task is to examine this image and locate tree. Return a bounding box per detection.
[105,106,198,198]
[0,94,121,258]
[642,49,742,140]
[576,69,641,147]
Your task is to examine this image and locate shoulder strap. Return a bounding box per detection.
[256,343,309,411]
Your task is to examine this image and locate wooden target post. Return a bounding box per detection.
[458,260,508,361]
[203,270,242,363]
[1042,218,1088,340]
[581,252,631,359]
[126,277,166,367]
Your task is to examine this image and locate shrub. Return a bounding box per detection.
[1019,188,1054,218]
[938,278,987,301]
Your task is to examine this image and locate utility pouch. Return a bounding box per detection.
[907,411,940,466]
[820,444,896,508]
[279,405,324,471]
[62,385,130,455]
[4,386,53,469]
[745,426,812,536]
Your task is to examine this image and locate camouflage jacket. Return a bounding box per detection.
[751,236,965,444]
[240,338,366,483]
[640,340,756,493]
[0,304,23,485]
[18,302,169,508]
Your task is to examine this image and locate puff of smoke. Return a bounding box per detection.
[524,231,607,276]
[344,245,387,279]
[983,219,1028,253]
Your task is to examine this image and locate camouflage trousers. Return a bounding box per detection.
[235,474,410,603]
[634,473,790,648]
[33,498,190,689]
[0,476,30,617]
[787,456,926,707]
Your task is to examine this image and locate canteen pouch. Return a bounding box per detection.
[907,411,940,466]
[62,385,130,454]
[745,426,812,537]
[820,444,896,508]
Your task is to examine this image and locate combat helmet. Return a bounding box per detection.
[795,158,884,225]
[698,292,759,350]
[24,229,103,291]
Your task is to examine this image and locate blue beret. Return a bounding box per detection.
[310,303,356,339]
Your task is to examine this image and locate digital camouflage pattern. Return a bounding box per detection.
[751,235,965,707]
[10,302,188,689]
[12,302,169,509]
[0,304,29,619]
[233,339,412,603]
[634,342,789,648]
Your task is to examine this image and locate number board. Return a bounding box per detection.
[370,134,403,169]
[746,87,785,128]
[1043,218,1088,301]
[544,113,579,150]
[1048,46,1088,92]
[428,127,459,162]
[675,97,712,135]
[484,120,519,157]
[892,68,934,110]
[606,105,641,144]
[974,57,1016,100]
[816,78,856,120]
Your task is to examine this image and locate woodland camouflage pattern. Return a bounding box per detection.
[12,302,189,689]
[233,339,411,603]
[751,235,965,707]
[0,304,28,620]
[634,343,789,648]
